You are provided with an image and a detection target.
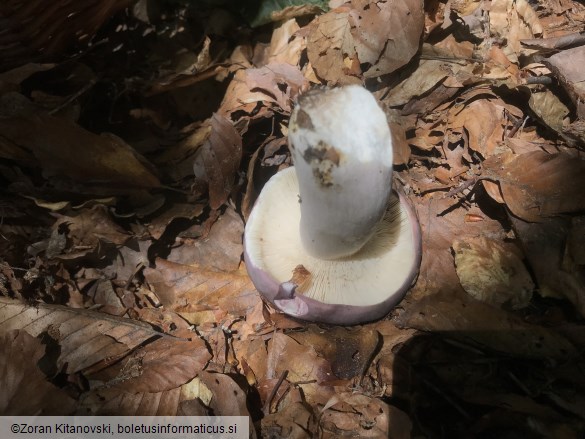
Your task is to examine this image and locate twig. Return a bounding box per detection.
[443,177,479,198]
[263,370,288,415]
[49,79,96,115]
[422,377,471,420]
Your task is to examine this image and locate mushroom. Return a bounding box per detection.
[244,85,421,325]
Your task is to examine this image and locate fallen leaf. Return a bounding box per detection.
[483,151,585,222]
[0,330,76,415]
[98,336,211,393]
[321,393,411,438]
[306,9,362,85]
[348,0,424,78]
[144,259,260,324]
[394,294,577,358]
[528,87,570,134]
[0,297,160,373]
[288,325,380,380]
[0,93,160,189]
[168,205,244,272]
[197,114,242,210]
[453,236,534,309]
[511,215,585,317]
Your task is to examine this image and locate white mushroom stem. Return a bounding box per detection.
[288,85,393,260]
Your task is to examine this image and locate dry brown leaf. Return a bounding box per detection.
[483,151,585,222]
[79,383,202,416]
[394,294,576,358]
[370,321,418,398]
[0,93,160,189]
[244,63,306,113]
[267,19,305,66]
[0,330,76,415]
[196,114,242,210]
[288,325,379,380]
[144,259,260,324]
[261,401,315,438]
[265,332,337,406]
[0,297,160,373]
[449,94,522,158]
[53,205,130,250]
[405,191,506,301]
[100,337,211,393]
[321,394,411,439]
[306,9,362,85]
[544,45,585,120]
[199,371,251,416]
[528,87,570,134]
[512,216,585,317]
[219,63,307,115]
[453,236,534,309]
[382,60,449,107]
[0,63,56,94]
[489,0,543,61]
[168,206,244,272]
[348,0,424,78]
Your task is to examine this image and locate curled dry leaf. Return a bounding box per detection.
[483,151,585,222]
[453,236,534,309]
[0,297,160,373]
[267,19,305,66]
[219,63,307,115]
[448,92,522,158]
[0,330,76,415]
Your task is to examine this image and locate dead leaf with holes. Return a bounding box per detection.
[219,63,307,116]
[265,332,337,407]
[348,0,424,78]
[306,8,361,85]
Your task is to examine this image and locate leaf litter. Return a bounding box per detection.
[1,0,585,436]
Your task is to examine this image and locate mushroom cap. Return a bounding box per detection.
[244,167,422,325]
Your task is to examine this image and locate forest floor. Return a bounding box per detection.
[1,0,585,437]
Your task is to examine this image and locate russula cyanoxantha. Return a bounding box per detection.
[244,85,421,325]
